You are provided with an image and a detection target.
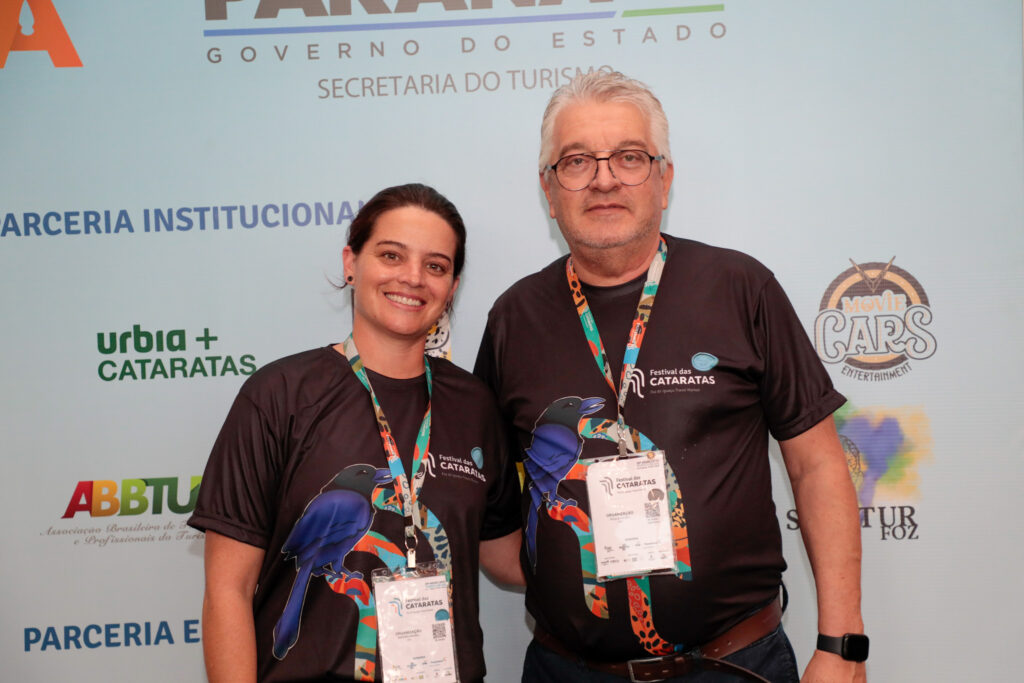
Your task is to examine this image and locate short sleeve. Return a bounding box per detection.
[479,413,522,540]
[187,389,283,548]
[473,323,501,396]
[756,276,846,441]
[472,325,522,538]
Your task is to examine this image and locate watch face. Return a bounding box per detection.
[842,634,870,662]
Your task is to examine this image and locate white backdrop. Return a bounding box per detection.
[2,1,1022,680]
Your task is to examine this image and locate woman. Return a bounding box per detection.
[188,184,523,683]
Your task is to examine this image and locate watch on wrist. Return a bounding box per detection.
[816,633,869,662]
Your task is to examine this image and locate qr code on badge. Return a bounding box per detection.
[432,623,447,641]
[644,502,660,519]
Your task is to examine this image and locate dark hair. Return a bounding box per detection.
[347,183,466,278]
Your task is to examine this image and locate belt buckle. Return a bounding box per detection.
[625,655,672,683]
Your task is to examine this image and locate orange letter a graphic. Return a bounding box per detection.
[0,0,81,67]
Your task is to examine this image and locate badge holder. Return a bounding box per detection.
[582,450,676,583]
[372,561,460,683]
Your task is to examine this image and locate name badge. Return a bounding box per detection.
[373,566,459,683]
[584,451,675,582]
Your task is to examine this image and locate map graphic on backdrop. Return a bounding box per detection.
[785,402,931,543]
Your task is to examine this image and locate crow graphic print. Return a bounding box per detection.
[188,347,521,682]
[273,463,394,659]
[524,395,604,568]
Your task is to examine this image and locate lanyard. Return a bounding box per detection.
[566,236,668,456]
[342,335,432,569]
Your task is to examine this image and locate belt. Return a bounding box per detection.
[532,599,782,683]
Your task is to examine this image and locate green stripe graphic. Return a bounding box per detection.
[623,5,724,18]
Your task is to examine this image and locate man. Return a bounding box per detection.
[474,71,866,682]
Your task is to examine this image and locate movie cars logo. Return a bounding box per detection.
[814,258,936,380]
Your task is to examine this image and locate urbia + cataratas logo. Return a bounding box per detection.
[95,323,258,382]
[814,258,936,381]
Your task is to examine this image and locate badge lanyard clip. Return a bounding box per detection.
[404,528,417,568]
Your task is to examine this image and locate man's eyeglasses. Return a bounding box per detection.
[545,149,665,192]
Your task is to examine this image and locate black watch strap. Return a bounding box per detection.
[816,633,869,662]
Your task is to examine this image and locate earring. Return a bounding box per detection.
[346,275,353,283]
[426,308,452,361]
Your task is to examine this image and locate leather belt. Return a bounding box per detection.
[532,599,782,682]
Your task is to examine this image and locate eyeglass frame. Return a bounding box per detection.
[544,149,666,192]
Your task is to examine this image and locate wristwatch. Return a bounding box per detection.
[816,633,869,662]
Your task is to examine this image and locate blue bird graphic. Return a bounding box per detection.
[272,463,394,659]
[524,395,605,569]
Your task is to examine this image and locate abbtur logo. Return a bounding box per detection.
[814,258,936,381]
[0,0,81,67]
[62,477,202,518]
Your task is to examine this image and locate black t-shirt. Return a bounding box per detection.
[189,346,521,682]
[579,274,646,384]
[474,235,845,660]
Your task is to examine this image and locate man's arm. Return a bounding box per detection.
[480,529,526,586]
[779,415,866,683]
[202,530,265,683]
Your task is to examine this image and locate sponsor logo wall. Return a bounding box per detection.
[2,1,1022,680]
[814,259,936,381]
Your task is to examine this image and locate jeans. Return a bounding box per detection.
[521,625,800,683]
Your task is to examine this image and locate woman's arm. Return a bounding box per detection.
[202,530,266,683]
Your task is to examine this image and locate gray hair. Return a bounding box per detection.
[538,70,672,174]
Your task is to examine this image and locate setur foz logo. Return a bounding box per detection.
[814,258,936,381]
[785,401,931,541]
[96,324,257,381]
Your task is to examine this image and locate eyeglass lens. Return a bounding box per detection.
[556,150,654,191]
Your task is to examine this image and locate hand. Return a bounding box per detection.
[802,650,866,682]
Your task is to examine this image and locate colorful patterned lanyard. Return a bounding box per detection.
[342,334,432,569]
[565,236,668,455]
